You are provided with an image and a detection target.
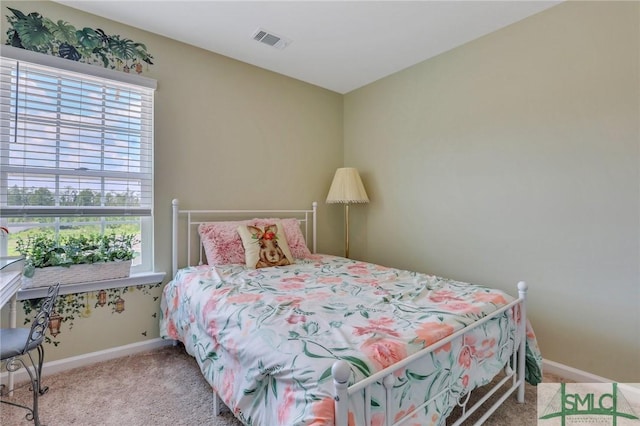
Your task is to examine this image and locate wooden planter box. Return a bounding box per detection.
[22,260,132,289]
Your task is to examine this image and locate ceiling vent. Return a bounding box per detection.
[252,28,291,50]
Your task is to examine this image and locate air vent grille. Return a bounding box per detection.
[252,28,291,50]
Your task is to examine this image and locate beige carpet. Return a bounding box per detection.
[1,345,564,425]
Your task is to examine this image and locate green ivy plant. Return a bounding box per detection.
[4,7,154,72]
[15,233,136,278]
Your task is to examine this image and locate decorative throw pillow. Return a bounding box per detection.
[237,222,294,269]
[253,218,313,259]
[198,221,249,265]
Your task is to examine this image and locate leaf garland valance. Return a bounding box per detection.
[4,6,154,75]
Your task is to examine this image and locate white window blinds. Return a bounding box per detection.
[0,55,154,217]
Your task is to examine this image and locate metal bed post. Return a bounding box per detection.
[312,201,317,253]
[517,281,528,403]
[213,393,223,416]
[172,198,179,277]
[383,374,395,426]
[333,360,350,426]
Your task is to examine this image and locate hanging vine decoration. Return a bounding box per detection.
[106,286,129,314]
[21,283,163,346]
[23,292,87,346]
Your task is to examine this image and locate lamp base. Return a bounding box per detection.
[344,204,350,259]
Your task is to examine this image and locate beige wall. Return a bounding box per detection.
[344,1,639,381]
[1,0,344,362]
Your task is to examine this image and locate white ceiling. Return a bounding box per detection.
[54,1,560,94]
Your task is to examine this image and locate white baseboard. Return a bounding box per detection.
[543,358,612,383]
[2,345,612,388]
[1,338,174,385]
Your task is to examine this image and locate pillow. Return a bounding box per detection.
[253,218,313,259]
[198,221,249,265]
[237,222,294,268]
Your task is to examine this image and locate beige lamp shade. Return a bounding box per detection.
[326,168,369,204]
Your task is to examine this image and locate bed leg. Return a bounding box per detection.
[213,391,223,416]
[517,281,528,403]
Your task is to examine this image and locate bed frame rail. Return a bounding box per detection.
[333,281,529,426]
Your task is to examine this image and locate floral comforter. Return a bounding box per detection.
[160,255,542,426]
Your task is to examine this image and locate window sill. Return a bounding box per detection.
[17,271,166,300]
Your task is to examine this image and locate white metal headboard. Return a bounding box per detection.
[171,199,317,276]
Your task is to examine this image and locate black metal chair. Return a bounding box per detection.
[0,283,60,425]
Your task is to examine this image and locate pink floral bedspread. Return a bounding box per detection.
[160,255,542,426]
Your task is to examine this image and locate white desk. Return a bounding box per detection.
[1,257,24,394]
[1,271,22,317]
[1,256,23,321]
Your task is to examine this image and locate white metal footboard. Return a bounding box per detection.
[333,281,529,426]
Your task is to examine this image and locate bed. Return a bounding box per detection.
[160,200,542,426]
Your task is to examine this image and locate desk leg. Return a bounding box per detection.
[8,294,16,396]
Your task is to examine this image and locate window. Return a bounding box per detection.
[0,47,156,275]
